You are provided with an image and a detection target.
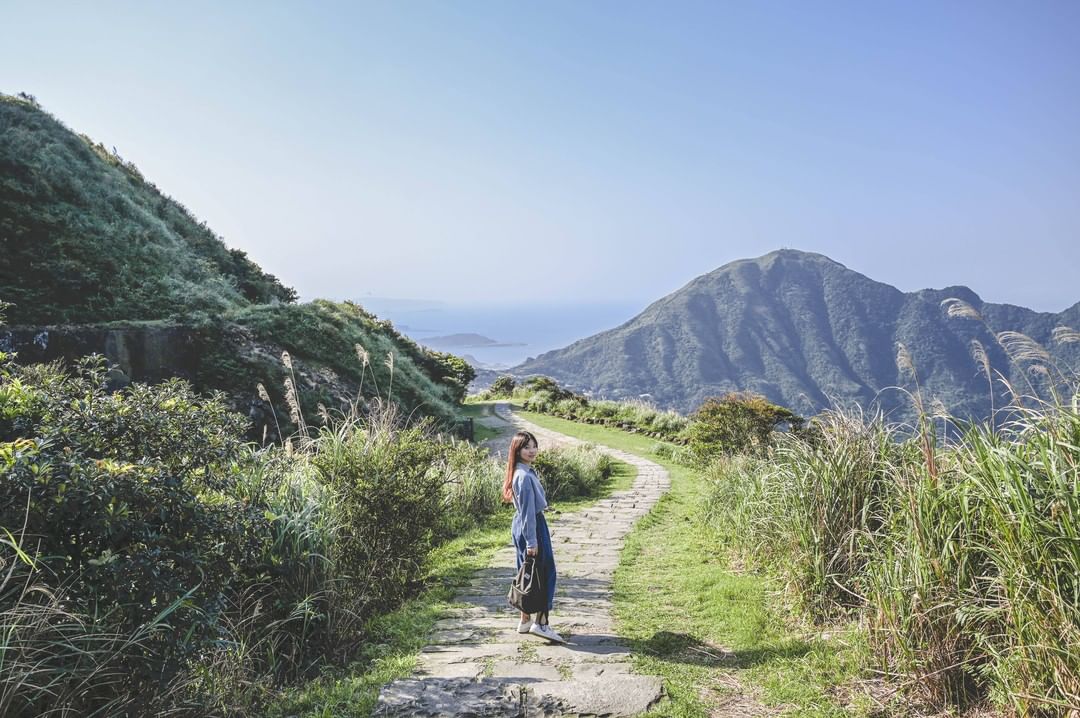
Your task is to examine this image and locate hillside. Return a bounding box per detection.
[0,93,295,324]
[0,93,468,432]
[514,250,1080,420]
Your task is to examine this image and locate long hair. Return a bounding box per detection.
[502,431,538,503]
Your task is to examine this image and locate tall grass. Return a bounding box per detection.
[0,524,189,718]
[703,409,901,620]
[701,323,1080,714]
[863,405,1080,712]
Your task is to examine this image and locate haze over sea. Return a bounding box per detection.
[353,298,641,369]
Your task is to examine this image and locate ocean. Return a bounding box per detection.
[353,298,643,369]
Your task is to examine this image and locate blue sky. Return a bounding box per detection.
[4,1,1079,312]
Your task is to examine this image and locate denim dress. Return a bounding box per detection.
[511,462,556,612]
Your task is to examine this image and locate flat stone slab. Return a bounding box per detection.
[529,675,667,716]
[376,408,670,716]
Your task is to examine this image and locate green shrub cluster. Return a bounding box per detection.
[532,444,617,501]
[480,376,691,442]
[686,391,803,459]
[488,377,807,458]
[0,357,335,716]
[702,404,1080,714]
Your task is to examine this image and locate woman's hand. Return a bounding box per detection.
[526,546,538,556]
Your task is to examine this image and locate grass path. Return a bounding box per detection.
[518,410,874,717]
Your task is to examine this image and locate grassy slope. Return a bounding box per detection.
[0,94,293,324]
[268,458,637,717]
[519,410,872,717]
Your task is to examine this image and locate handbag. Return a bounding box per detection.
[508,553,547,614]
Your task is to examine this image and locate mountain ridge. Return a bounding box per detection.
[514,249,1079,420]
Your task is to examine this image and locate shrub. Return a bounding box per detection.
[310,411,451,615]
[488,374,516,398]
[532,444,615,501]
[0,355,339,714]
[687,392,802,459]
[650,441,696,466]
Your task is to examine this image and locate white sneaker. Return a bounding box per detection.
[516,617,533,633]
[529,623,566,643]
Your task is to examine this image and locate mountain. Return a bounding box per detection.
[513,250,1080,421]
[0,93,469,432]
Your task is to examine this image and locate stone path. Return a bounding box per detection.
[375,405,670,716]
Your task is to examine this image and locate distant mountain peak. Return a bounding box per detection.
[514,249,1079,421]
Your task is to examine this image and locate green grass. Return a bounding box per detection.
[519,410,872,717]
[268,448,638,717]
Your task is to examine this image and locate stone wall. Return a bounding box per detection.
[0,324,200,388]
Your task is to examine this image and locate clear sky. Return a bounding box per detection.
[4,1,1079,312]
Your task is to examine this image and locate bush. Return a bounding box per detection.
[687,392,802,459]
[650,441,696,466]
[0,346,540,716]
[488,374,516,398]
[532,444,615,501]
[310,412,451,615]
[0,355,338,714]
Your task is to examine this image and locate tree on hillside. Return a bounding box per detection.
[688,392,803,458]
[489,374,516,398]
[423,350,476,402]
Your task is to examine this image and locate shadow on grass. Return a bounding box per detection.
[629,630,815,669]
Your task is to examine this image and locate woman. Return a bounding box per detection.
[503,430,565,643]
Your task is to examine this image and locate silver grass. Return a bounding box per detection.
[970,340,991,382]
[940,297,983,321]
[996,331,1050,364]
[896,342,916,377]
[1051,326,1080,345]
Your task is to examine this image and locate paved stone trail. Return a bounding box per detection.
[375,405,670,716]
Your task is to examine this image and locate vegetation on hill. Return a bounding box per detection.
[195,300,474,438]
[514,249,1080,424]
[0,93,295,324]
[478,374,803,459]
